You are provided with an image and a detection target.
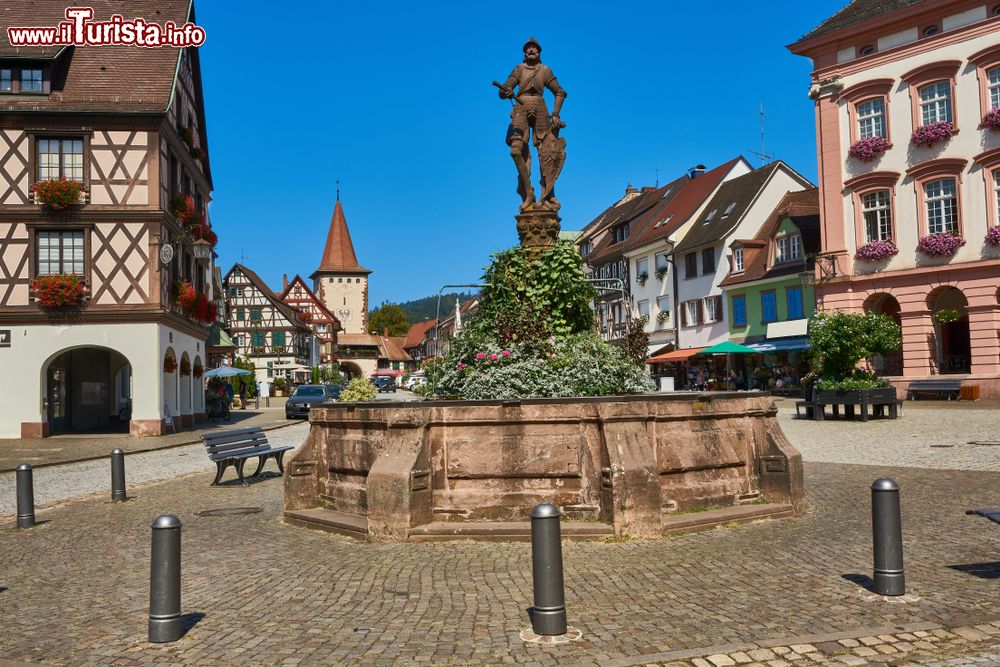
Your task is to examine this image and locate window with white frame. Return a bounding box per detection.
[37,138,84,181]
[919,81,952,125]
[655,252,669,271]
[925,178,958,234]
[733,247,744,272]
[703,296,719,323]
[857,98,886,138]
[656,295,670,319]
[685,300,699,326]
[36,230,84,276]
[990,66,1000,110]
[994,169,1000,217]
[635,257,648,281]
[775,235,802,263]
[636,299,649,320]
[862,190,892,241]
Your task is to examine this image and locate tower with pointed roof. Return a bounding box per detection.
[311,200,372,335]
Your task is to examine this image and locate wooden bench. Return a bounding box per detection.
[794,400,816,418]
[202,427,293,486]
[966,508,1000,525]
[907,379,962,401]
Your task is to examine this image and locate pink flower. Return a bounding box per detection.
[911,120,953,147]
[848,136,889,162]
[489,353,498,361]
[501,350,511,357]
[475,352,487,360]
[457,363,466,370]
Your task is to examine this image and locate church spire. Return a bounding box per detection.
[311,200,371,278]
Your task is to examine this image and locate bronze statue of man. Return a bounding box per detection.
[495,37,567,212]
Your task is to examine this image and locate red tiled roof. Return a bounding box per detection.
[797,0,923,42]
[278,275,342,330]
[313,201,371,277]
[228,263,311,330]
[0,1,191,112]
[382,336,413,362]
[403,318,436,349]
[719,189,821,287]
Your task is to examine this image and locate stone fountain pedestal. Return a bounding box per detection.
[516,208,561,252]
[283,392,805,542]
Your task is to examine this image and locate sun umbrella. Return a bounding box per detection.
[696,341,758,390]
[203,366,252,378]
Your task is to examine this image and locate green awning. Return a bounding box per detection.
[207,323,236,349]
[697,341,758,355]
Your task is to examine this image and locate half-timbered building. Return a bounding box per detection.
[223,263,313,385]
[278,274,341,367]
[0,1,218,437]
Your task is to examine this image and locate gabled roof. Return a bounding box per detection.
[226,263,310,330]
[798,0,922,42]
[404,318,437,349]
[672,162,813,254]
[719,188,821,288]
[583,177,688,266]
[312,201,371,278]
[0,1,192,112]
[278,275,341,330]
[623,157,748,252]
[382,336,413,362]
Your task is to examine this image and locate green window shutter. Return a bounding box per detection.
[252,331,265,346]
[273,331,286,345]
[250,309,261,321]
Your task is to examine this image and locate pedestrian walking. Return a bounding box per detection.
[238,380,246,409]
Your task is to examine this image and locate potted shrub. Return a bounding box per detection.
[917,232,965,257]
[31,274,85,307]
[848,136,889,162]
[932,309,962,325]
[854,239,898,262]
[272,377,286,396]
[985,225,1000,247]
[32,178,83,209]
[910,120,953,147]
[163,356,178,374]
[983,108,1000,131]
[656,311,669,327]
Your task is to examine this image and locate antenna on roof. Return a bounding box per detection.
[240,248,249,264]
[336,179,340,202]
[747,103,775,166]
[655,168,659,188]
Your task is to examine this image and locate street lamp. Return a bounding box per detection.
[192,239,212,263]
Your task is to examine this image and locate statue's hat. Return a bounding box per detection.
[523,36,541,53]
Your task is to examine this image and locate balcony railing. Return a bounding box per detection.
[936,354,971,375]
[873,353,903,377]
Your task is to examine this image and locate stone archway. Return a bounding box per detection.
[163,347,178,422]
[864,293,903,376]
[340,362,363,380]
[927,286,970,374]
[42,346,132,435]
[179,352,192,426]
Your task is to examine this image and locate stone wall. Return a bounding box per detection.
[284,392,805,542]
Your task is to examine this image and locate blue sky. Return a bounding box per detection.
[197,0,846,307]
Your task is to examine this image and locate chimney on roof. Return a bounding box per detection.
[640,186,656,193]
[689,164,706,179]
[383,328,389,337]
[282,274,288,291]
[625,184,637,194]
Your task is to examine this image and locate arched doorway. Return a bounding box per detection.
[927,286,970,374]
[179,352,192,424]
[864,293,902,376]
[193,355,205,417]
[340,362,363,380]
[163,348,178,421]
[44,347,132,435]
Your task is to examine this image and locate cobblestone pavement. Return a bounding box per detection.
[2,456,1000,666]
[0,422,310,517]
[776,399,1000,472]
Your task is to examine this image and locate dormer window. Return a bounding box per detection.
[733,247,744,273]
[612,224,629,244]
[0,69,11,93]
[705,209,718,222]
[21,68,42,92]
[721,202,736,219]
[775,234,802,264]
[580,240,592,256]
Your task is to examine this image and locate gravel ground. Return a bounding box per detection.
[0,422,310,517]
[775,399,1000,472]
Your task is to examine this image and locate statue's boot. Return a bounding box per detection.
[520,189,537,212]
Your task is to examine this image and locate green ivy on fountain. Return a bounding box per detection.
[425,242,654,399]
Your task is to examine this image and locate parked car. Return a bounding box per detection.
[371,376,397,393]
[285,384,341,419]
[403,374,425,390]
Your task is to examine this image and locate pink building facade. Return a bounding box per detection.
[791,0,1000,397]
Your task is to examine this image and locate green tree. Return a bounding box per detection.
[339,377,377,402]
[368,303,410,336]
[231,356,256,398]
[809,311,902,380]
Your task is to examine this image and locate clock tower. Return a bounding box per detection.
[310,200,371,335]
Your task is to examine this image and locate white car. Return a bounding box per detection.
[403,375,426,390]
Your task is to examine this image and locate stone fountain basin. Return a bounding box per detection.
[283,392,805,542]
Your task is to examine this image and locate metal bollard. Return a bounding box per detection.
[530,503,567,635]
[16,463,35,529]
[148,515,182,643]
[111,448,127,501]
[871,477,905,596]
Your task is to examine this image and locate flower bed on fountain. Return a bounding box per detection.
[284,242,805,542]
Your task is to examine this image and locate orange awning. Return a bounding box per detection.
[646,347,708,364]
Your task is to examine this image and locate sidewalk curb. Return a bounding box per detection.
[0,420,302,474]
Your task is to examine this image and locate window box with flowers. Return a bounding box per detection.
[911,120,953,147]
[163,355,178,374]
[854,239,899,261]
[179,126,194,148]
[636,272,648,286]
[656,311,669,327]
[655,266,668,282]
[932,309,962,325]
[848,136,890,162]
[31,274,85,307]
[917,232,965,257]
[983,108,1000,131]
[986,225,1000,247]
[180,357,192,376]
[193,361,204,379]
[31,178,87,209]
[172,280,218,324]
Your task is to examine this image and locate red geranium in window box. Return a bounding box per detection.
[180,357,192,376]
[193,361,204,378]
[173,280,198,311]
[163,355,178,374]
[31,274,85,307]
[32,178,83,209]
